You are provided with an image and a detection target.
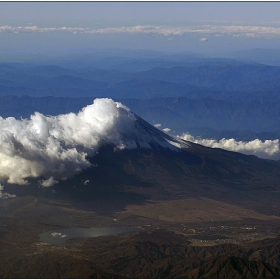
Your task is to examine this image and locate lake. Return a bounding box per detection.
[39,226,141,246]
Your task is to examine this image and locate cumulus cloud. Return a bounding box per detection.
[39,177,59,188]
[0,98,137,185]
[1,23,280,38]
[0,98,186,186]
[154,124,161,128]
[162,128,171,133]
[180,133,280,159]
[199,37,208,41]
[0,183,16,199]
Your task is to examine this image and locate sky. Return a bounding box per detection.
[1,2,280,54]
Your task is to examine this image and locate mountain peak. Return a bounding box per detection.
[0,98,189,186]
[131,114,190,150]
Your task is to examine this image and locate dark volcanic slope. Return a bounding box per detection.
[14,140,278,217]
[94,143,280,212]
[4,110,280,217]
[2,112,280,279]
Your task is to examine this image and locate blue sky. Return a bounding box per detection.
[1,2,280,54]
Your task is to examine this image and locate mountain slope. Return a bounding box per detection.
[2,106,280,278]
[4,107,280,217]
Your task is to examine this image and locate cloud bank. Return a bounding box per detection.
[180,133,280,159]
[0,98,137,186]
[1,23,280,38]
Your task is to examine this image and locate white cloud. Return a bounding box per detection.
[199,37,208,41]
[0,98,185,186]
[1,23,280,38]
[39,177,59,188]
[0,98,137,185]
[180,133,280,159]
[0,183,16,199]
[162,128,171,133]
[154,124,161,128]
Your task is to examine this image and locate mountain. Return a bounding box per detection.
[1,95,280,139]
[120,97,280,134]
[4,108,280,216]
[1,100,280,278]
[211,48,280,66]
[1,60,280,100]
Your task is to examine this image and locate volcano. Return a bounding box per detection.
[2,100,280,279]
[125,113,190,150]
[2,98,280,216]
[4,102,280,219]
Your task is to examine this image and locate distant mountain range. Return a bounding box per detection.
[211,48,280,67]
[1,59,280,101]
[0,51,280,141]
[0,95,280,140]
[2,47,280,67]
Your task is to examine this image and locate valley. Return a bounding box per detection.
[1,193,280,278]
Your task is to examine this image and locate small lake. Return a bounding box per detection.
[39,226,141,246]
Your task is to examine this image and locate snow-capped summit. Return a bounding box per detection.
[0,98,189,186]
[117,113,190,150]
